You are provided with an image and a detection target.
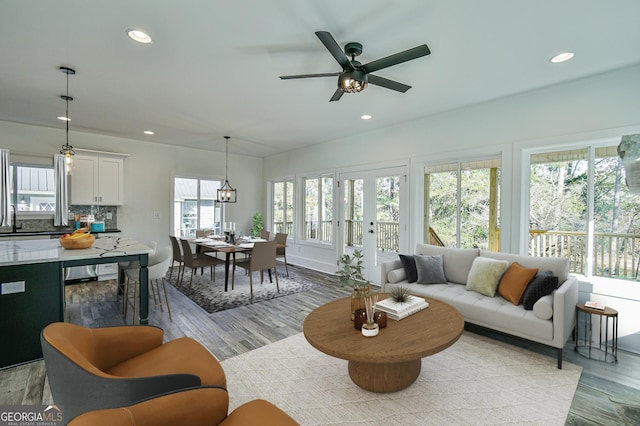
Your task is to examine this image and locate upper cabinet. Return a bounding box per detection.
[71,155,124,205]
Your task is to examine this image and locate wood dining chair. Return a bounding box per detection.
[232,240,279,299]
[179,238,224,288]
[275,232,289,276]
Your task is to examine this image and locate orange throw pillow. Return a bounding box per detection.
[498,262,538,305]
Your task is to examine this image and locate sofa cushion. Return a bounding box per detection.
[415,254,446,284]
[522,271,558,310]
[497,262,538,305]
[399,254,418,283]
[466,257,508,297]
[387,268,407,284]
[415,244,479,284]
[533,294,554,320]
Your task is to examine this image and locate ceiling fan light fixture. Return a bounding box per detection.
[339,70,368,93]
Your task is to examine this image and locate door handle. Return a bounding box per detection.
[368,229,374,234]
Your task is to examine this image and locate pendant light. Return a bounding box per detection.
[217,136,237,203]
[59,66,76,174]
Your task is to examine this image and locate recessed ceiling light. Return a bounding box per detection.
[550,52,574,63]
[361,114,372,120]
[143,130,155,135]
[57,116,70,121]
[126,29,152,44]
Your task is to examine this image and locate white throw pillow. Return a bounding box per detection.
[466,257,509,297]
[387,268,407,284]
[533,294,554,320]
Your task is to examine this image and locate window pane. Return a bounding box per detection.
[426,165,457,247]
[460,162,500,250]
[12,165,56,212]
[173,177,221,237]
[273,182,284,232]
[285,180,293,236]
[529,149,588,272]
[321,177,333,242]
[199,180,221,233]
[593,146,640,279]
[304,178,318,240]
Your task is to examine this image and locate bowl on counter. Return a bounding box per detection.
[59,234,96,249]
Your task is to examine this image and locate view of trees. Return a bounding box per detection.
[427,163,500,250]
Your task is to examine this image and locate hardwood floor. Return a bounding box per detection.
[1,264,639,424]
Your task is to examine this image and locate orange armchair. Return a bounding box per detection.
[41,322,227,423]
[68,387,299,426]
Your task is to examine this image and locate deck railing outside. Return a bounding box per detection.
[275,220,640,280]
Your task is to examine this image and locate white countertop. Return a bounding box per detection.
[0,236,152,267]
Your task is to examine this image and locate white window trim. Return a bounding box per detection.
[296,170,336,249]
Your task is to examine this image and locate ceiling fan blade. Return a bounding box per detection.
[280,72,340,80]
[315,31,354,71]
[367,74,411,93]
[361,44,431,74]
[329,88,344,102]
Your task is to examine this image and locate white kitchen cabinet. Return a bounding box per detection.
[71,155,124,205]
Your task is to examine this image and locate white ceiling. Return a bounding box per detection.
[1,0,639,158]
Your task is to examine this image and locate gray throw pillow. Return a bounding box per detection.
[415,254,446,284]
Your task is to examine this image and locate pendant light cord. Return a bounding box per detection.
[225,136,230,181]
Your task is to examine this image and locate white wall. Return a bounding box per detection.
[264,63,640,274]
[0,121,263,247]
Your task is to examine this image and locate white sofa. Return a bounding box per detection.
[380,243,578,368]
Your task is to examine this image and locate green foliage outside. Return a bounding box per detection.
[251,212,263,237]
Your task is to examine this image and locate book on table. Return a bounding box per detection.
[375,296,429,320]
[584,301,605,310]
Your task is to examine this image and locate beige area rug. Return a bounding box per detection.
[220,332,582,425]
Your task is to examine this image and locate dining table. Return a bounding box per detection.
[193,237,267,291]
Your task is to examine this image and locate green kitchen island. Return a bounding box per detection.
[0,236,151,369]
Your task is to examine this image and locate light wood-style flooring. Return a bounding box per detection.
[1,264,639,424]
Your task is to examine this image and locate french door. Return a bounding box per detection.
[339,166,407,283]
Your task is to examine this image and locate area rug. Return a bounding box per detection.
[170,269,322,313]
[220,332,582,425]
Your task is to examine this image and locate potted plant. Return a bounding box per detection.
[251,212,263,238]
[337,249,371,320]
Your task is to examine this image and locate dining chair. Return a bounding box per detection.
[275,232,289,276]
[123,246,173,323]
[180,238,224,288]
[168,235,184,283]
[232,240,279,299]
[260,230,270,240]
[40,322,227,423]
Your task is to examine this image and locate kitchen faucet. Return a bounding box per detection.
[11,204,22,233]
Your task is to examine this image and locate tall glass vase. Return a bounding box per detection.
[350,285,370,321]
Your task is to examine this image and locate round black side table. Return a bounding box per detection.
[575,303,618,363]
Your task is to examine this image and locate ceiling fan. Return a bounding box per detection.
[280,31,431,102]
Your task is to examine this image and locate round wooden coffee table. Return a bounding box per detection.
[303,295,464,393]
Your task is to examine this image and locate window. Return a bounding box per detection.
[173,177,222,237]
[301,174,333,243]
[425,158,501,250]
[10,164,56,212]
[272,179,293,236]
[529,145,640,280]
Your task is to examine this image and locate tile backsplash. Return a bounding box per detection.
[1,205,118,233]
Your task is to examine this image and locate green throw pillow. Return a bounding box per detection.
[466,257,509,297]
